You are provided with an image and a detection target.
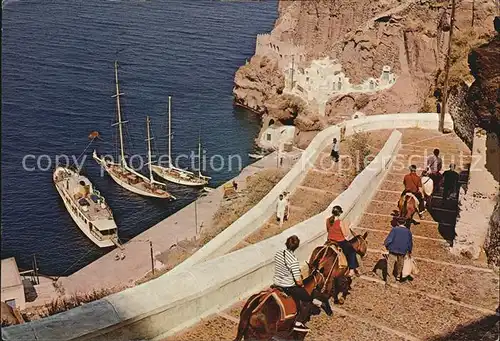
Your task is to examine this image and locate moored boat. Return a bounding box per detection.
[53,166,117,248]
[151,96,211,187]
[93,61,175,199]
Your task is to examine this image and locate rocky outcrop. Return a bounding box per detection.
[485,195,500,267]
[465,17,500,267]
[233,0,496,132]
[447,82,476,149]
[233,56,285,116]
[467,16,500,136]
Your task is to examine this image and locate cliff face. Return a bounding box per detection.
[467,17,500,267]
[467,17,500,135]
[234,0,496,129]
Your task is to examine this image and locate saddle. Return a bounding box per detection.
[322,243,348,268]
[421,176,434,197]
[251,287,297,321]
[402,192,420,209]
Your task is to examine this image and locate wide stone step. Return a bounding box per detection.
[308,308,408,341]
[365,201,436,221]
[358,214,455,241]
[339,278,491,340]
[373,190,402,203]
[372,191,460,212]
[358,213,443,240]
[361,252,499,311]
[360,228,483,267]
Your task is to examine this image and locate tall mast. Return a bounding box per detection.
[113,61,126,168]
[146,116,154,182]
[168,96,172,168]
[198,129,202,177]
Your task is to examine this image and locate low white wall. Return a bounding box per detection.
[2,114,453,341]
[173,113,452,272]
[2,130,402,341]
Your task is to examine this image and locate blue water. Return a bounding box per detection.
[1,0,277,275]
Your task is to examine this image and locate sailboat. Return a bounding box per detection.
[151,96,211,187]
[93,61,175,200]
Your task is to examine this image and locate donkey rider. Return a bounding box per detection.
[273,235,333,333]
[326,205,360,277]
[402,165,425,217]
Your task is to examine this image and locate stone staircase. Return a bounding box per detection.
[231,130,393,251]
[167,129,499,341]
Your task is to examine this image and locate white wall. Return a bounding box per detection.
[259,125,296,150]
[2,113,453,341]
[1,286,25,310]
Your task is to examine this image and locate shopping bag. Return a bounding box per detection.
[411,257,419,275]
[402,255,413,278]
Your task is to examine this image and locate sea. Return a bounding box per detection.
[1,0,277,276]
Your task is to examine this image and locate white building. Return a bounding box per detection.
[284,57,397,115]
[1,258,26,310]
[258,118,296,151]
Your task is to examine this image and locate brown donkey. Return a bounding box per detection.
[308,231,368,304]
[397,194,418,227]
[233,269,327,341]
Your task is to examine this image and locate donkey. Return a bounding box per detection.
[308,231,368,304]
[233,269,327,341]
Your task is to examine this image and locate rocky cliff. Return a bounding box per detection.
[467,16,500,135]
[467,17,500,267]
[233,0,496,134]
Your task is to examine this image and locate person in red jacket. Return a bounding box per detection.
[326,205,359,277]
[402,165,425,216]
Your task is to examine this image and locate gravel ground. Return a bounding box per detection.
[166,316,237,341]
[302,171,351,192]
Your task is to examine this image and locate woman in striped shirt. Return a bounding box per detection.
[273,235,331,332]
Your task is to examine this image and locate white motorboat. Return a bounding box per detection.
[53,166,117,248]
[151,96,211,187]
[93,61,175,200]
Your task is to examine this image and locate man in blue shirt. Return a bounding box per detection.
[384,217,413,284]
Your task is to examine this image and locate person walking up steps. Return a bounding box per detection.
[442,164,459,200]
[331,138,340,163]
[427,148,443,192]
[384,216,413,284]
[276,194,287,227]
[283,191,290,222]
